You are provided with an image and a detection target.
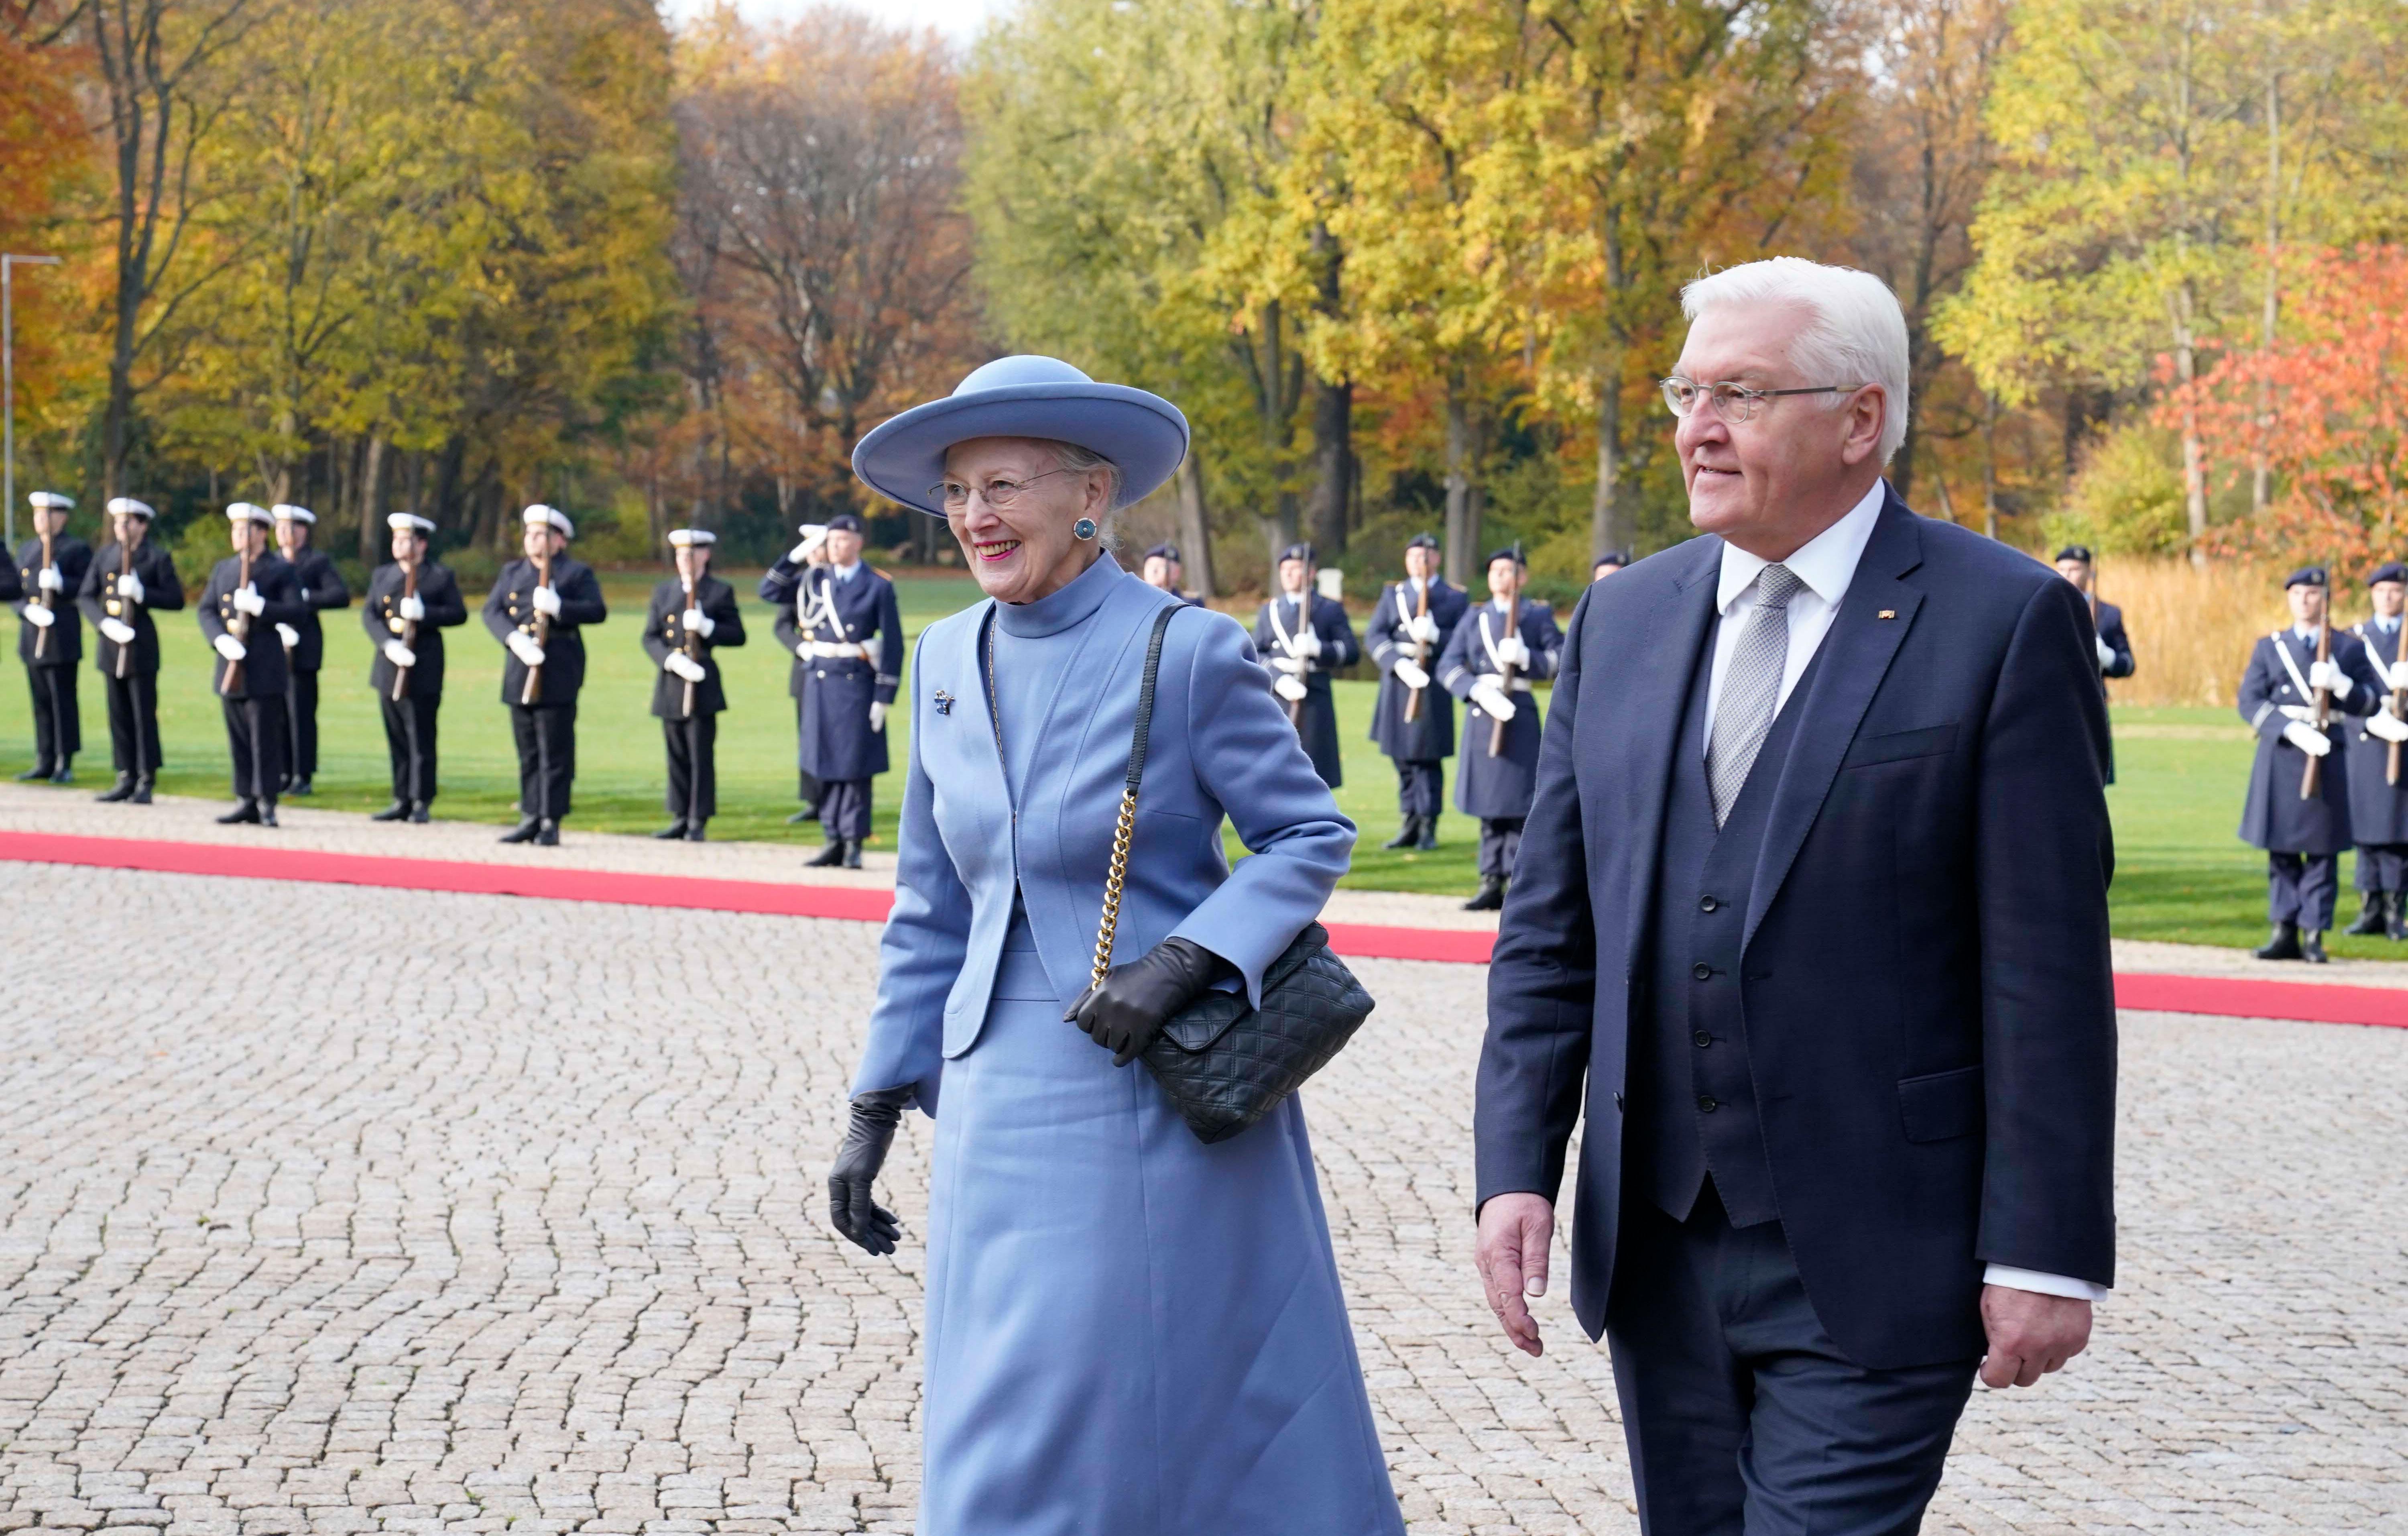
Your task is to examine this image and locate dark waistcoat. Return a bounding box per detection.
[1632,623,1827,1229]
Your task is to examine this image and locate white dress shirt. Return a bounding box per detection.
[1707,478,2108,1306]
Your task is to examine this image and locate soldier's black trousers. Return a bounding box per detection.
[222,694,290,801]
[24,663,79,764]
[285,668,320,778]
[1394,760,1443,819]
[665,711,718,821]
[820,778,870,841]
[102,670,163,776]
[2355,843,2408,893]
[380,691,440,805]
[1478,816,1525,879]
[510,703,577,822]
[794,699,822,809]
[2268,851,2340,931]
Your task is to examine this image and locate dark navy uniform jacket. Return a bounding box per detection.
[2094,599,2134,680]
[364,561,469,698]
[1367,577,1468,763]
[761,555,818,702]
[197,552,311,699]
[1252,591,1360,786]
[281,548,351,672]
[641,573,747,718]
[2238,627,2382,855]
[796,563,904,782]
[484,556,608,707]
[77,541,185,676]
[2345,619,2408,845]
[16,536,91,668]
[1438,597,1562,820]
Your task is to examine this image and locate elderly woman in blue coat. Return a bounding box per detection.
[826,356,1403,1536]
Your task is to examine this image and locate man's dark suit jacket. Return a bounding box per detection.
[1475,490,2118,1371]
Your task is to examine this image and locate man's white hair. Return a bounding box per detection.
[1681,258,1911,466]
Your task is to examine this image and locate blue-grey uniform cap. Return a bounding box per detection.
[1405,532,1440,553]
[2285,565,2329,589]
[825,511,865,534]
[1278,543,1314,566]
[1486,546,1527,567]
[2054,544,2094,564]
[1143,542,1181,563]
[2368,560,2408,587]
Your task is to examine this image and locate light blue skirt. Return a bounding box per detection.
[919,915,1403,1536]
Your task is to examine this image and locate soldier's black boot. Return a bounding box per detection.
[787,804,821,824]
[15,761,53,782]
[96,773,134,803]
[806,838,846,868]
[289,776,313,797]
[49,755,71,783]
[2388,894,2408,941]
[2254,921,2303,960]
[2347,891,2386,936]
[2302,929,2329,964]
[129,776,153,805]
[1463,876,1506,912]
[653,819,689,840]
[686,819,707,843]
[498,817,541,844]
[1382,815,1421,850]
[258,800,279,828]
[843,839,864,870]
[408,801,431,823]
[1417,815,1440,851]
[217,799,261,825]
[370,800,410,822]
[534,819,559,847]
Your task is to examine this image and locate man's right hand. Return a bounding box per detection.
[2282,719,2333,757]
[507,632,545,668]
[99,617,136,646]
[22,604,53,628]
[383,640,417,668]
[1475,1192,1554,1357]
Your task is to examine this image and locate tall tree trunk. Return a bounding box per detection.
[1174,453,1218,599]
[1307,377,1351,557]
[2173,281,2208,568]
[1443,372,1474,587]
[357,432,386,564]
[2254,59,2280,516]
[1590,352,1625,560]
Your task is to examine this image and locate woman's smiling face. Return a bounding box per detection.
[942,436,1112,605]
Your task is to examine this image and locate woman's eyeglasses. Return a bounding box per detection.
[928,467,1084,511]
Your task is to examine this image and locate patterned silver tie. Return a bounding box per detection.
[1708,562,1806,828]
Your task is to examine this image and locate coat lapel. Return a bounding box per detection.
[1616,539,1725,974]
[1743,495,1926,949]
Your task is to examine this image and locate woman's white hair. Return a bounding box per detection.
[1043,439,1126,510]
[1681,258,1911,466]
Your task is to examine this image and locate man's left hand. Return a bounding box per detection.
[1979,1285,2092,1388]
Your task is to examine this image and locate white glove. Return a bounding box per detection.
[1412,613,1443,644]
[1495,634,1532,669]
[1392,658,1431,691]
[23,604,55,628]
[275,623,299,648]
[682,607,714,638]
[2309,658,2347,694]
[2368,710,2408,743]
[531,585,561,617]
[383,640,417,668]
[1295,628,1324,659]
[868,700,889,733]
[1471,680,1517,721]
[35,566,61,592]
[1271,654,1308,676]
[116,570,144,605]
[2096,636,2117,670]
[790,528,828,562]
[1273,672,1308,703]
[2280,704,2316,721]
[665,652,707,682]
[232,585,266,616]
[212,632,247,662]
[399,594,425,621]
[507,632,546,667]
[99,617,135,645]
[796,640,814,660]
[2282,719,2333,756]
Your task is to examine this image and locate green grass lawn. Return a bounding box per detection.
[0,575,2384,955]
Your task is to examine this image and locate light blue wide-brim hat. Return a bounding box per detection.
[851,354,1189,516]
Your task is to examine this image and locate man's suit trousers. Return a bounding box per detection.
[381,692,439,805]
[102,672,163,776]
[222,695,289,801]
[510,704,577,822]
[2268,850,2339,930]
[24,665,78,765]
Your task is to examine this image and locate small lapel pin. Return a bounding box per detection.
[933,689,954,715]
[1878,609,1897,620]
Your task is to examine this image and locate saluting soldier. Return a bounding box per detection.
[2055,544,2135,782]
[1253,542,1360,788]
[269,504,349,795]
[793,511,903,868]
[77,497,184,805]
[2344,560,2408,938]
[484,504,608,846]
[197,503,309,825]
[1438,546,1563,911]
[1140,541,1209,607]
[761,521,830,824]
[2237,565,2383,962]
[15,491,91,783]
[1365,532,1466,849]
[644,528,747,842]
[363,513,467,822]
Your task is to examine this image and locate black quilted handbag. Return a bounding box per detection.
[1088,604,1376,1145]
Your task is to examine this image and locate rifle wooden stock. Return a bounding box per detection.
[1401,580,1430,723]
[520,545,551,705]
[681,566,702,722]
[390,560,419,703]
[32,524,53,660]
[220,544,252,698]
[1488,591,1519,758]
[2303,621,2334,799]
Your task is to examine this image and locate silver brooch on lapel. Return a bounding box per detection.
[933,688,954,715]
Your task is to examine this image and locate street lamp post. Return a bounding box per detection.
[4,253,65,552]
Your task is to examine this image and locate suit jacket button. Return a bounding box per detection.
[1697,1095,1719,1113]
[1694,1030,1713,1048]
[1699,895,1719,913]
[1692,962,1712,981]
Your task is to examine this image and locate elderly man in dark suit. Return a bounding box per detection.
[1474,257,2119,1534]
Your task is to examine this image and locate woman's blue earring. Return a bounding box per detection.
[1073,517,1098,541]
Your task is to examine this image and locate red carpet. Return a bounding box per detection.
[6,829,2402,1027]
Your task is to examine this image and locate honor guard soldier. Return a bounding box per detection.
[1366,532,1466,848]
[197,503,310,825]
[1140,542,1209,607]
[484,503,608,845]
[644,528,747,842]
[1591,549,1630,583]
[78,497,184,804]
[1439,546,1563,910]
[15,491,90,782]
[269,504,349,794]
[2345,560,2408,938]
[761,521,831,824]
[2055,545,2135,782]
[1254,542,1360,788]
[2237,565,2384,961]
[364,513,467,821]
[794,511,903,868]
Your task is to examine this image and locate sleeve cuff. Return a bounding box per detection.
[1983,1264,2109,1302]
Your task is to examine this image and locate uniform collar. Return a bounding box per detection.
[1715,478,1886,616]
[2378,615,2402,634]
[2293,624,2324,644]
[832,560,861,582]
[996,548,1124,638]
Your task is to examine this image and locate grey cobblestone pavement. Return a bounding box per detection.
[2,862,2402,1534]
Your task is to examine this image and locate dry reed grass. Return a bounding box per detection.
[2069,554,2339,709]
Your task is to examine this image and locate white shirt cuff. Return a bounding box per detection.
[1983,1264,2108,1302]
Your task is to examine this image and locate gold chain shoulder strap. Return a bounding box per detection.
[1090,603,1184,985]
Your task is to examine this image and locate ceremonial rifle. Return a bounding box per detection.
[680,558,702,722]
[1401,577,1431,724]
[32,515,53,660]
[1285,560,1310,728]
[2303,610,2335,799]
[1488,544,1521,758]
[2390,632,2408,786]
[520,539,551,705]
[220,537,252,699]
[390,554,419,703]
[109,521,132,682]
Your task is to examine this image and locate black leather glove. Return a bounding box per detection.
[1064,936,1235,1067]
[827,1084,914,1255]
